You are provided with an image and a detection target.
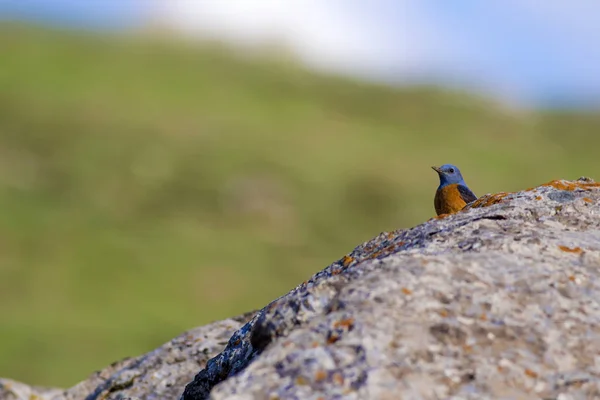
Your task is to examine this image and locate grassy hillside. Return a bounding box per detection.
[0,24,598,387]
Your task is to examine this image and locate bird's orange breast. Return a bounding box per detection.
[434,184,467,216]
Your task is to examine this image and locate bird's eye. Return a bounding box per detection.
[449,168,455,173]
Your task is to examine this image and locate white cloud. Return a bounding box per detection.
[152,0,465,77]
[149,0,600,105]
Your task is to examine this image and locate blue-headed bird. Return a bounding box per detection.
[432,164,477,215]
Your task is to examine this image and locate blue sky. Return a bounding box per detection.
[0,0,142,28]
[2,0,599,108]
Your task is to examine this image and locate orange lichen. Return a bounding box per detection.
[401,287,412,295]
[384,244,397,253]
[315,370,327,382]
[542,179,600,191]
[369,251,382,259]
[341,255,354,267]
[469,192,510,209]
[333,317,355,329]
[332,372,344,385]
[583,197,593,203]
[296,376,308,385]
[524,369,538,379]
[311,341,320,348]
[438,309,448,318]
[569,275,576,282]
[327,334,340,344]
[479,313,487,321]
[468,180,598,211]
[559,245,583,254]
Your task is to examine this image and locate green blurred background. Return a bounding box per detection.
[0,23,599,387]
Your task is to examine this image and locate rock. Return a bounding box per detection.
[3,179,600,400]
[0,379,62,400]
[182,178,600,399]
[1,312,255,400]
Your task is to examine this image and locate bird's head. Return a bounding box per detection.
[432,164,465,187]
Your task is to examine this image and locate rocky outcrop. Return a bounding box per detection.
[2,179,600,400]
[182,178,600,399]
[0,312,255,400]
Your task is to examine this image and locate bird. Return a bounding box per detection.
[432,164,477,216]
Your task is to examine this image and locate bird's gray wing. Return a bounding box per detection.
[458,184,477,204]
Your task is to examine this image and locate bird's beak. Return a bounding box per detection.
[431,166,441,174]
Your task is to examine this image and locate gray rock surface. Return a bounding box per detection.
[0,312,255,400]
[182,178,600,399]
[3,179,600,400]
[0,379,63,400]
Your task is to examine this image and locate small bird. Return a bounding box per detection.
[432,164,477,216]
